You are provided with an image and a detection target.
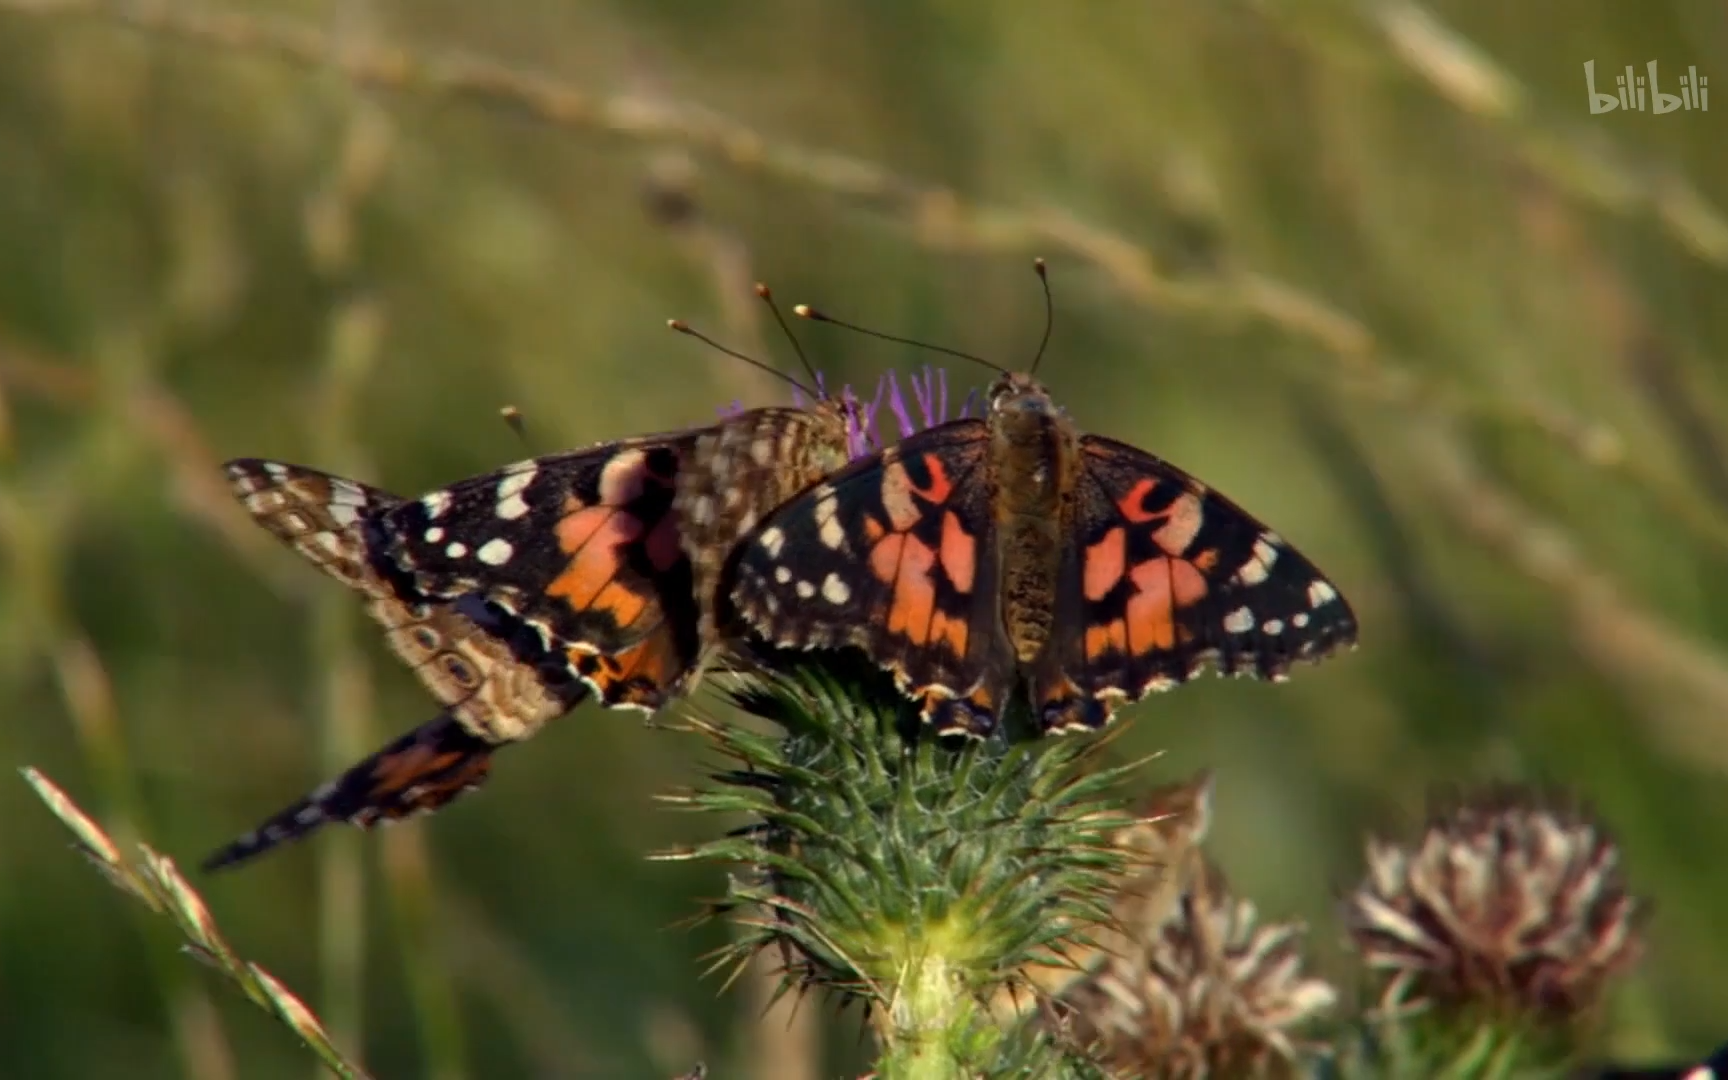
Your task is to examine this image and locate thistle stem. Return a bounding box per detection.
[872,929,984,1080]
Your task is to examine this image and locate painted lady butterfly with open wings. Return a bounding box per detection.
[204,299,868,870]
[722,268,1358,739]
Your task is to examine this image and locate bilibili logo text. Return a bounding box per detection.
[1585,60,1708,113]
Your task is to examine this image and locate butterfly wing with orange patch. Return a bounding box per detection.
[724,421,1014,736]
[366,438,703,706]
[201,713,496,870]
[1032,435,1358,734]
[213,461,611,869]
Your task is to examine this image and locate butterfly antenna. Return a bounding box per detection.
[499,404,531,447]
[1028,257,1054,377]
[667,319,815,398]
[754,283,825,396]
[793,304,1010,377]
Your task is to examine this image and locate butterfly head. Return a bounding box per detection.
[985,372,1056,418]
[985,372,1072,454]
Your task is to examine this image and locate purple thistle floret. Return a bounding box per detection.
[881,365,974,443]
[717,365,975,461]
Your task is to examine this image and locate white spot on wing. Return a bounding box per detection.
[1292,612,1311,628]
[1222,606,1255,634]
[821,573,851,605]
[446,541,469,558]
[1262,618,1285,635]
[477,538,514,566]
[422,490,454,519]
[424,526,445,543]
[774,566,792,584]
[1306,580,1339,608]
[795,580,816,599]
[496,466,536,521]
[758,526,785,558]
[1237,535,1279,586]
[813,488,846,550]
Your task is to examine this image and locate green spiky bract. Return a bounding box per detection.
[1335,996,1580,1080]
[654,650,1145,1080]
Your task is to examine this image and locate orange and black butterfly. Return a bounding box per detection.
[205,301,874,870]
[722,270,1358,738]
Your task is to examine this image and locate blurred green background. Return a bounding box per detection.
[1,1,1725,1077]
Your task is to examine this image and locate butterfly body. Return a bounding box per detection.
[207,398,857,869]
[726,372,1358,739]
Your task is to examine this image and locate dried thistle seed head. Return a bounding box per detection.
[1038,778,1335,1079]
[1054,863,1337,1079]
[1344,784,1646,1025]
[994,769,1217,1021]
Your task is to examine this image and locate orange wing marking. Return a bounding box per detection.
[938,510,977,594]
[549,501,643,611]
[366,744,489,807]
[868,458,972,661]
[1124,557,1209,654]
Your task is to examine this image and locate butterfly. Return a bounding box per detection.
[724,326,1358,739]
[204,314,869,870]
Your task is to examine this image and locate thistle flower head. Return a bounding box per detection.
[1032,774,1335,1079]
[786,371,886,460]
[1053,859,1337,1079]
[657,654,1144,1076]
[1344,785,1646,1026]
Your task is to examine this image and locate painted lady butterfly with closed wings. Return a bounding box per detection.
[204,295,870,870]
[723,265,1358,739]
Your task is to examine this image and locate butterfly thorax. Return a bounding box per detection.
[987,375,1080,665]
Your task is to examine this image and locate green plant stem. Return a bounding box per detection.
[873,945,979,1080]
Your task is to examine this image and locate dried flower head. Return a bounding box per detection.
[1043,778,1336,1079]
[1344,785,1645,1025]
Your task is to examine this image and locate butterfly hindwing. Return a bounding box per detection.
[725,421,1013,735]
[201,713,495,870]
[1034,434,1358,733]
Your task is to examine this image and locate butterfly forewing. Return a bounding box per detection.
[1033,434,1358,732]
[224,459,587,734]
[369,438,700,666]
[725,420,1014,735]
